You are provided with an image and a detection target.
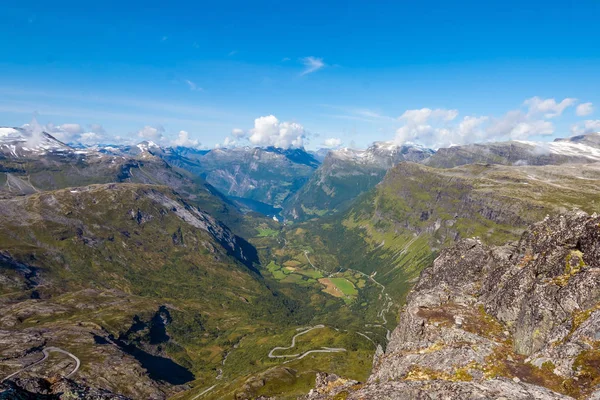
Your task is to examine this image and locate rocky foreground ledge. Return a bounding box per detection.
[304,212,600,399]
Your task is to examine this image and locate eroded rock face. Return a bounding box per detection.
[305,212,600,399]
[0,377,131,399]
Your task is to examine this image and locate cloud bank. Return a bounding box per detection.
[576,102,594,117]
[135,125,202,148]
[20,119,203,149]
[248,115,307,148]
[29,121,108,145]
[571,120,600,135]
[322,137,342,148]
[394,97,582,148]
[173,130,201,147]
[216,115,308,149]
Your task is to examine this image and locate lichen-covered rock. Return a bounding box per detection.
[305,212,600,399]
[299,373,359,399]
[0,377,131,399]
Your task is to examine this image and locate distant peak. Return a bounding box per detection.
[0,127,21,138]
[137,140,161,148]
[207,145,319,167]
[0,126,73,158]
[369,140,400,150]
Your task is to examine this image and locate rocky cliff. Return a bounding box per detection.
[305,212,600,399]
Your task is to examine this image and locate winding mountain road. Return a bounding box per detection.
[283,347,346,364]
[1,347,80,383]
[268,324,327,358]
[268,324,346,363]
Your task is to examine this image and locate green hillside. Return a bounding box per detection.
[279,162,600,310]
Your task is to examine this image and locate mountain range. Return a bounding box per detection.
[283,142,434,220]
[1,126,600,399]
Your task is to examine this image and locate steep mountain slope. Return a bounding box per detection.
[0,183,290,398]
[424,133,600,168]
[283,142,433,220]
[0,139,259,238]
[89,143,311,217]
[283,162,600,309]
[196,146,319,210]
[305,212,600,399]
[0,140,375,400]
[3,127,600,399]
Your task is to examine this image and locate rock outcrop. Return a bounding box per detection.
[305,212,600,399]
[0,377,131,399]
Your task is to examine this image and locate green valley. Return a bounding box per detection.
[2,130,600,400]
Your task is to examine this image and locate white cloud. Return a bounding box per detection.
[319,104,396,122]
[216,130,246,148]
[456,116,488,137]
[396,124,436,146]
[354,109,392,120]
[322,137,342,148]
[137,125,165,141]
[399,108,459,125]
[486,110,554,140]
[576,102,594,116]
[185,80,202,91]
[78,131,103,145]
[571,120,600,135]
[214,137,238,149]
[505,119,553,139]
[395,108,461,147]
[524,96,577,118]
[59,123,83,134]
[231,128,246,138]
[393,98,576,148]
[223,137,236,147]
[300,56,325,76]
[44,123,91,143]
[89,123,106,135]
[247,115,306,148]
[20,116,51,147]
[172,130,201,148]
[23,121,107,145]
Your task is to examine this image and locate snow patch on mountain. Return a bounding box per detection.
[0,127,74,158]
[515,140,600,161]
[330,141,434,167]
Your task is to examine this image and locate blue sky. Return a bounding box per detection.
[1,0,599,149]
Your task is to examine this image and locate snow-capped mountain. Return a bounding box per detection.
[87,143,319,211]
[0,127,74,158]
[555,132,600,148]
[424,132,600,168]
[330,141,434,168]
[193,146,319,209]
